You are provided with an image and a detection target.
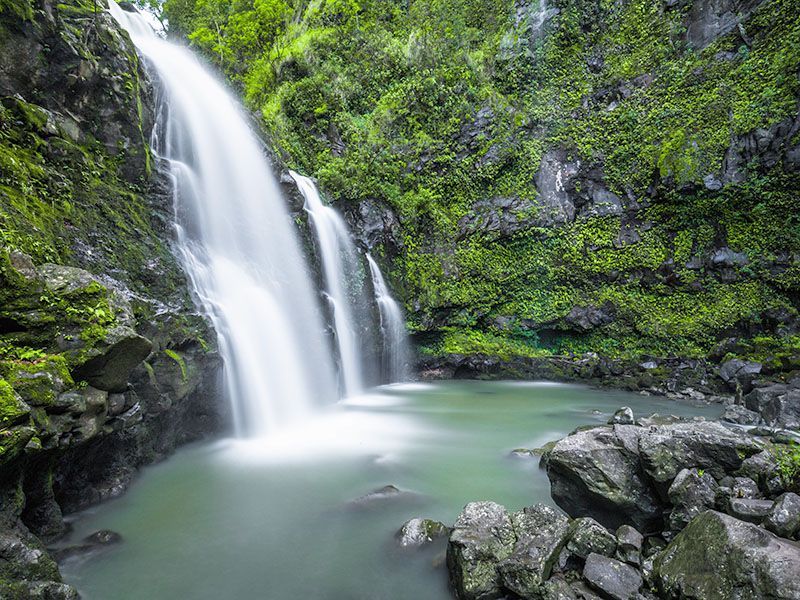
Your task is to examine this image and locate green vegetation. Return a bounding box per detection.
[162,0,800,363]
[775,442,800,493]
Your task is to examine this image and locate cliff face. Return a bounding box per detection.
[165,0,800,378]
[0,1,223,596]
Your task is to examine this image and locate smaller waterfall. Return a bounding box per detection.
[366,254,410,383]
[290,172,365,397]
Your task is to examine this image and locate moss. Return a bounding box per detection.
[0,355,74,407]
[0,377,28,427]
[164,349,188,383]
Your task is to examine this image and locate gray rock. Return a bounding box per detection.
[745,385,800,430]
[654,510,800,599]
[685,0,764,49]
[348,485,420,509]
[608,407,635,426]
[566,517,617,560]
[534,149,582,225]
[614,525,643,567]
[498,504,571,598]
[728,497,774,524]
[447,502,515,600]
[718,359,761,385]
[565,304,615,332]
[667,468,718,531]
[764,493,800,539]
[583,553,643,600]
[396,518,449,548]
[716,476,760,510]
[721,404,761,425]
[546,425,663,532]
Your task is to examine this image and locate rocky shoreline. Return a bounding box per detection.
[403,371,800,599]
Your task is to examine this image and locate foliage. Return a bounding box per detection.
[164,0,800,362]
[775,442,800,493]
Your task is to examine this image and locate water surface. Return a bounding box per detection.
[61,381,720,599]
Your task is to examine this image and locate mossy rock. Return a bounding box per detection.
[0,377,29,427]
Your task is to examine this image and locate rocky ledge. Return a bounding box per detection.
[407,401,800,599]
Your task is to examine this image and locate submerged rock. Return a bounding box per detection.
[654,510,800,599]
[396,518,449,548]
[347,485,421,509]
[51,529,123,562]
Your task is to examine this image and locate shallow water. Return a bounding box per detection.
[61,381,720,599]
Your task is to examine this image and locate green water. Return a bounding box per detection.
[60,381,720,599]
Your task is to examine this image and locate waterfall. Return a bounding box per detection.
[366,254,410,383]
[109,2,337,437]
[289,172,365,397]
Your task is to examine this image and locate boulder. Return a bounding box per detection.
[745,385,800,430]
[764,493,800,539]
[71,325,153,393]
[497,505,571,598]
[396,518,449,548]
[447,502,515,600]
[721,404,761,425]
[545,425,662,532]
[582,553,643,600]
[654,510,800,599]
[566,517,617,560]
[347,485,421,509]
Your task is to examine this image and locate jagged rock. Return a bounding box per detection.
[71,325,153,393]
[764,493,800,539]
[727,497,774,524]
[497,505,571,598]
[745,384,800,430]
[685,0,765,49]
[667,468,718,532]
[608,407,635,426]
[721,403,761,425]
[566,517,617,560]
[654,510,800,599]
[0,581,79,599]
[718,359,761,389]
[564,304,615,332]
[582,553,643,600]
[716,476,760,510]
[51,529,122,562]
[396,518,449,548]
[447,501,515,600]
[736,450,778,490]
[614,525,642,567]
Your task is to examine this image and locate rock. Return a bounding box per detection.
[534,149,582,225]
[582,553,643,600]
[71,325,153,393]
[637,420,762,484]
[721,404,761,425]
[51,529,122,561]
[654,510,800,599]
[565,304,616,332]
[718,359,761,388]
[764,493,800,539]
[614,525,643,567]
[566,517,617,560]
[608,407,635,426]
[347,485,419,509]
[396,518,449,548]
[546,425,663,532]
[0,581,80,599]
[497,505,571,598]
[447,502,515,600]
[727,497,774,524]
[745,385,800,430]
[685,0,764,49]
[716,476,760,510]
[667,468,718,532]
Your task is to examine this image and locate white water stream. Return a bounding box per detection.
[367,254,410,382]
[109,2,338,436]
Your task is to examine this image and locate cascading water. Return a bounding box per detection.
[109,2,337,437]
[289,172,366,396]
[366,254,411,383]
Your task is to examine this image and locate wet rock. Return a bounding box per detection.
[667,468,718,532]
[608,407,635,426]
[566,517,617,560]
[685,0,764,49]
[727,497,774,524]
[497,505,571,598]
[0,581,79,599]
[447,501,515,600]
[564,304,615,332]
[716,476,760,510]
[51,529,122,562]
[396,518,449,548]
[718,359,761,389]
[71,325,153,393]
[582,553,643,600]
[614,525,642,567]
[764,493,800,539]
[654,510,800,599]
[348,485,420,509]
